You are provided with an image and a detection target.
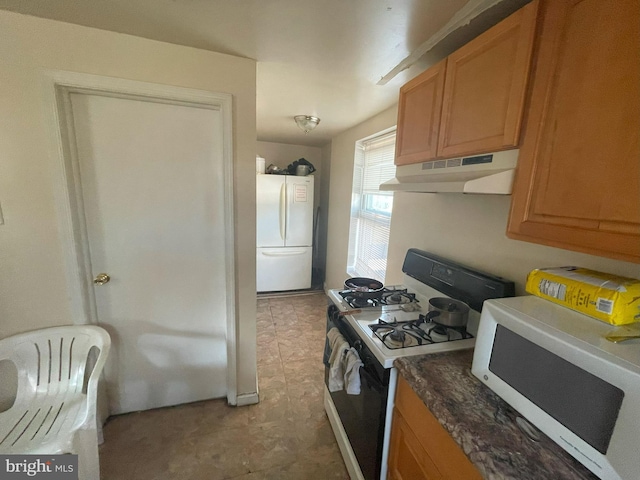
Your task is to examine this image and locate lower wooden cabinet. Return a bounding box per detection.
[388,376,481,480]
[388,408,443,480]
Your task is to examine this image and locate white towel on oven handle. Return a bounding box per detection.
[343,347,364,395]
[327,327,349,392]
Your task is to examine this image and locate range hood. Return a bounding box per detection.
[380,149,519,194]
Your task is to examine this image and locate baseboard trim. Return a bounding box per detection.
[257,289,325,299]
[235,392,260,406]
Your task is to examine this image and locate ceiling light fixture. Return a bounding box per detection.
[294,115,321,134]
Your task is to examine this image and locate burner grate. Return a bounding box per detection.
[369,315,473,349]
[340,287,418,309]
[371,319,423,348]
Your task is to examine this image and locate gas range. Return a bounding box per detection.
[323,249,515,480]
[327,276,481,368]
[327,249,516,368]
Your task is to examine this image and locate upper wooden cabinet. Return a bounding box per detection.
[507,0,640,263]
[394,0,538,166]
[437,0,538,158]
[395,59,446,166]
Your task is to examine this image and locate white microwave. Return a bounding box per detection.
[472,296,640,480]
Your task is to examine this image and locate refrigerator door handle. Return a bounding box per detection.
[279,182,286,241]
[260,250,307,256]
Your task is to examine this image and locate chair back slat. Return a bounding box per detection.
[7,330,106,399]
[1,326,110,408]
[0,410,29,446]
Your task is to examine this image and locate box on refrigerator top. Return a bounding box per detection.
[525,266,640,325]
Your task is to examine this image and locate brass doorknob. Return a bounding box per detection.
[93,273,111,286]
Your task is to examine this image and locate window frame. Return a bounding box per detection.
[346,127,396,282]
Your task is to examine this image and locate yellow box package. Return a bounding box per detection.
[526,267,640,325]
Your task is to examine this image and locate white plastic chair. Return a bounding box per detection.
[0,325,111,479]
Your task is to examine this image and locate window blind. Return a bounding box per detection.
[347,130,396,282]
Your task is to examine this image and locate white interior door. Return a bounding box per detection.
[70,92,228,414]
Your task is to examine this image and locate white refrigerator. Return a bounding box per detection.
[257,174,314,292]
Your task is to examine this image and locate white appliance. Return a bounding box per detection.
[256,174,314,292]
[379,149,518,194]
[472,296,640,480]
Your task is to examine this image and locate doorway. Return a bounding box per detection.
[48,73,237,413]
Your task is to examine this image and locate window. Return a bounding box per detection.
[347,130,396,282]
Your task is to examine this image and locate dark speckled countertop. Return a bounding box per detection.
[394,350,599,480]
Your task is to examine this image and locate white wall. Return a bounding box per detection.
[0,11,258,400]
[324,106,640,293]
[386,194,640,293]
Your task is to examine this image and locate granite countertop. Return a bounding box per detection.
[394,350,599,480]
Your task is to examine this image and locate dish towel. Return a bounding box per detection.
[342,347,364,395]
[327,327,349,392]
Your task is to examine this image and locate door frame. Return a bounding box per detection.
[43,70,239,406]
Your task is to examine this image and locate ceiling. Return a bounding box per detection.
[0,0,528,147]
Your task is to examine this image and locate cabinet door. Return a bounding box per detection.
[388,408,442,480]
[507,0,640,263]
[388,376,482,480]
[437,0,538,158]
[395,59,446,165]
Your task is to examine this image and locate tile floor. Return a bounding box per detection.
[99,292,348,479]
